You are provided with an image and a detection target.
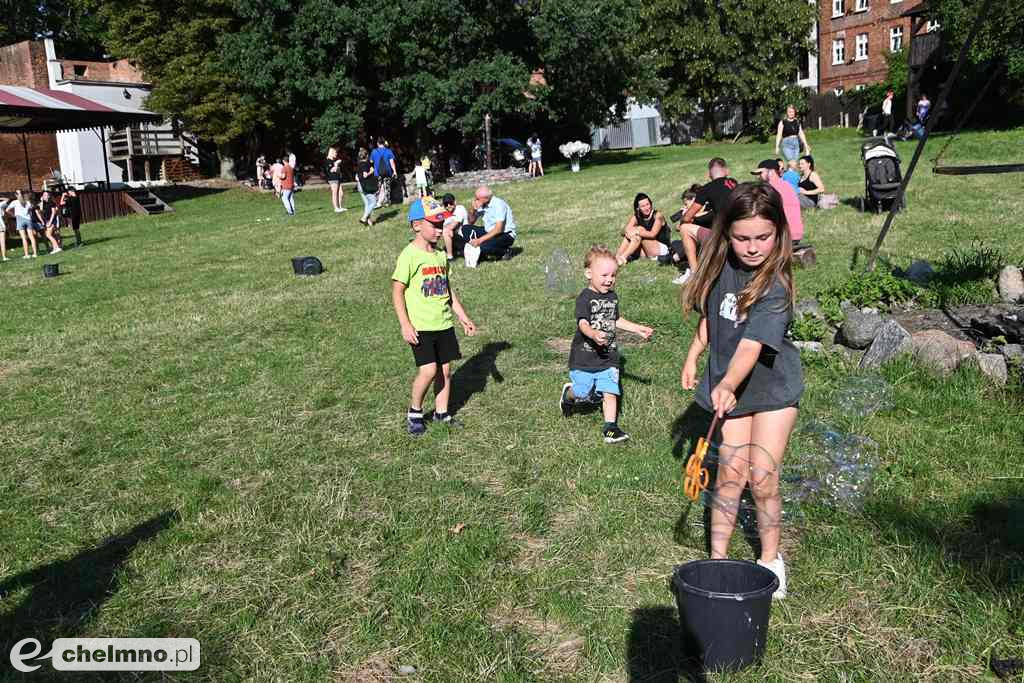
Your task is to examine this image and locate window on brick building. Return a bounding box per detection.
[832,0,844,17]
[854,84,866,91]
[855,33,869,60]
[797,49,811,80]
[890,26,903,51]
[926,20,941,32]
[855,0,869,11]
[832,39,845,64]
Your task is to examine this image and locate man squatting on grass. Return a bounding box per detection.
[392,196,477,436]
[560,245,653,444]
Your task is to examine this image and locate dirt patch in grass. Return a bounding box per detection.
[489,604,584,675]
[333,655,395,682]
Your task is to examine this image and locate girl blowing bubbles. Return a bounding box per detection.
[680,182,803,598]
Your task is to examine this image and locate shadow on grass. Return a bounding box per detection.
[373,209,400,224]
[590,150,658,168]
[0,511,179,654]
[869,493,1024,596]
[627,605,707,683]
[152,186,230,204]
[448,341,512,415]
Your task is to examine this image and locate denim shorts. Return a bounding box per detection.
[780,136,801,162]
[569,367,620,398]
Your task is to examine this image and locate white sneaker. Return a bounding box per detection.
[757,554,787,599]
[335,207,348,213]
[464,244,481,268]
[23,255,31,260]
[672,269,692,285]
[51,247,63,254]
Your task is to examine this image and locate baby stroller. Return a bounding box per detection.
[859,139,905,213]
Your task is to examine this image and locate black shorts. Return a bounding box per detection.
[410,327,461,367]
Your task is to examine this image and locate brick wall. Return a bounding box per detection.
[0,40,49,87]
[818,1,921,94]
[0,41,60,190]
[0,134,60,192]
[57,58,146,84]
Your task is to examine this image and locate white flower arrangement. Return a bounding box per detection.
[558,141,591,172]
[558,141,591,159]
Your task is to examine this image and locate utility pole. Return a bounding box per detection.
[484,113,492,170]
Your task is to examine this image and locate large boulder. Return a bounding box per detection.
[1000,343,1023,363]
[795,298,825,321]
[860,319,912,369]
[998,266,1024,304]
[976,353,1008,385]
[840,308,884,349]
[910,329,978,375]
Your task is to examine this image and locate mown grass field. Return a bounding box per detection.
[1,127,1022,682]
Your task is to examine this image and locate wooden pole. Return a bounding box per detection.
[484,113,492,170]
[99,126,111,188]
[21,133,32,191]
[866,0,996,271]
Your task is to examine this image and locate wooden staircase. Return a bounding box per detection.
[123,188,173,216]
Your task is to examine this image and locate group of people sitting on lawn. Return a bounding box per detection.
[0,187,83,262]
[615,155,824,284]
[436,185,517,267]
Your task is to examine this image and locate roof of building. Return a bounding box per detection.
[0,85,161,133]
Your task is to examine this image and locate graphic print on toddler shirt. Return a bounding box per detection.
[584,298,618,352]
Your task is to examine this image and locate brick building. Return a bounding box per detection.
[817,0,934,96]
[0,41,60,191]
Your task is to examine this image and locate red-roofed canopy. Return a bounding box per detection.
[0,85,162,133]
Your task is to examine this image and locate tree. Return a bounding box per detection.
[0,0,105,58]
[77,0,271,175]
[641,0,816,138]
[926,0,1024,106]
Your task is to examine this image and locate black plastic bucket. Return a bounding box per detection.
[672,559,778,672]
[43,264,60,278]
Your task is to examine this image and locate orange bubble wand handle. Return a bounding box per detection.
[683,415,719,501]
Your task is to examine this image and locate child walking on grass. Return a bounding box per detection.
[560,245,653,444]
[392,197,477,436]
[680,182,803,598]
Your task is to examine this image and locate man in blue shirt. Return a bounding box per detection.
[371,140,398,205]
[455,185,517,267]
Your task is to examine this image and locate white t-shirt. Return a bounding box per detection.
[12,200,33,219]
[882,97,892,116]
[414,166,427,185]
[443,204,469,229]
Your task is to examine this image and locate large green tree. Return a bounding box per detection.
[0,0,105,57]
[641,0,816,137]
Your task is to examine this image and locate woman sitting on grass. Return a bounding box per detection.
[615,192,670,266]
[797,155,825,210]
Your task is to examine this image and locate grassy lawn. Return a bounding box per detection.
[1,127,1022,681]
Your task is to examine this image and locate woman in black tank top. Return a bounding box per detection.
[775,104,810,162]
[616,192,669,265]
[797,155,825,209]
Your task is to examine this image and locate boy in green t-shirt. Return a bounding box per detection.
[392,197,477,436]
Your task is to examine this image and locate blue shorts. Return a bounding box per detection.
[569,367,620,398]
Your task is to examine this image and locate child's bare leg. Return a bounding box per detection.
[749,407,798,562]
[710,415,753,559]
[411,362,436,410]
[45,228,60,251]
[27,230,37,256]
[433,362,452,414]
[681,225,700,272]
[602,392,618,424]
[443,227,454,258]
[1,231,6,259]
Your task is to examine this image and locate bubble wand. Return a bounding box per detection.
[684,414,719,501]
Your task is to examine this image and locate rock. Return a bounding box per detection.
[793,247,817,268]
[795,298,825,320]
[910,329,978,375]
[976,353,1008,385]
[840,308,884,349]
[1000,343,1023,363]
[397,665,417,675]
[903,260,935,284]
[998,266,1024,303]
[794,341,824,353]
[860,319,912,369]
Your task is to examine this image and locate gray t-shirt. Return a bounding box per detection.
[696,256,803,416]
[569,288,619,371]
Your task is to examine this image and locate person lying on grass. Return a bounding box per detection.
[680,182,803,598]
[560,245,654,444]
[392,197,477,436]
[614,192,670,266]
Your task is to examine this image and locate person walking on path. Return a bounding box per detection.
[279,161,296,215]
